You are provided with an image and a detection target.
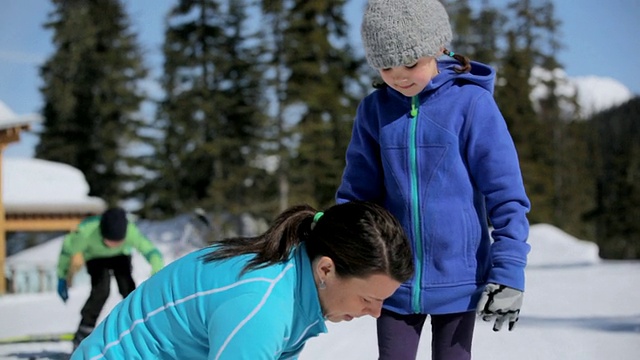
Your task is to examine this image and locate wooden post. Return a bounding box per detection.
[38,266,46,293]
[7,265,15,293]
[0,144,6,294]
[0,123,33,295]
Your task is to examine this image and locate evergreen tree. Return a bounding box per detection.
[138,0,267,218]
[444,0,504,65]
[443,0,474,55]
[277,0,366,209]
[260,0,295,213]
[521,0,573,227]
[494,0,561,225]
[587,97,640,259]
[202,0,271,217]
[559,119,597,239]
[36,0,148,207]
[471,0,504,65]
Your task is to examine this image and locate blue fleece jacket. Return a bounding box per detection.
[71,243,327,359]
[336,59,531,315]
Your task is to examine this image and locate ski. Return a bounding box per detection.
[0,332,74,344]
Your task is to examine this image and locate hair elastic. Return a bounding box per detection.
[310,211,324,231]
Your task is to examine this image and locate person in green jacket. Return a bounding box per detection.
[56,207,164,349]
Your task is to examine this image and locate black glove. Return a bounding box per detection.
[476,283,523,331]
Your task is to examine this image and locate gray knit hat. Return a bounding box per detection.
[361,0,453,69]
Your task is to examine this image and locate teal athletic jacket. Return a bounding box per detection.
[71,243,327,359]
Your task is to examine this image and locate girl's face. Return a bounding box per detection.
[314,257,401,323]
[379,56,439,97]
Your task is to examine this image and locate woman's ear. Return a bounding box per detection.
[315,256,334,279]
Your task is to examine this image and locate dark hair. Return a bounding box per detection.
[372,49,471,89]
[442,48,471,73]
[200,201,414,283]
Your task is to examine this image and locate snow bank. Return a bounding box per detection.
[8,222,601,276]
[527,224,600,267]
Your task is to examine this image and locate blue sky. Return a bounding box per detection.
[1,0,639,156]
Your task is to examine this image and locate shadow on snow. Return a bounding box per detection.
[519,314,640,333]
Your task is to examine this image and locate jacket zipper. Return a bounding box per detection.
[409,95,423,314]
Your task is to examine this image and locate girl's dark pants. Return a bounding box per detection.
[377,308,476,360]
[73,255,136,346]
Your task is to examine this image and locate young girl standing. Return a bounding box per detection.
[336,0,531,359]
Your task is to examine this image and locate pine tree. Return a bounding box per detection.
[274,0,366,209]
[494,0,562,225]
[36,0,148,207]
[137,0,267,218]
[559,119,596,239]
[519,0,573,227]
[260,0,295,213]
[587,97,640,259]
[443,0,503,65]
[202,0,271,217]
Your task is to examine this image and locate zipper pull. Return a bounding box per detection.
[410,96,418,117]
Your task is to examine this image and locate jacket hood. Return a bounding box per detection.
[428,59,496,94]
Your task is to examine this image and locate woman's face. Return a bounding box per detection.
[314,257,401,323]
[379,56,439,97]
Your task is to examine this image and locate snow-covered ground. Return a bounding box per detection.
[1,223,639,359]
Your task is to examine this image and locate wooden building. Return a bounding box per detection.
[0,104,105,294]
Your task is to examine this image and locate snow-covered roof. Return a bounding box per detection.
[0,101,104,214]
[0,101,41,131]
[2,157,106,214]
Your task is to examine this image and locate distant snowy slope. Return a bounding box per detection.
[573,75,634,118]
[529,67,634,119]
